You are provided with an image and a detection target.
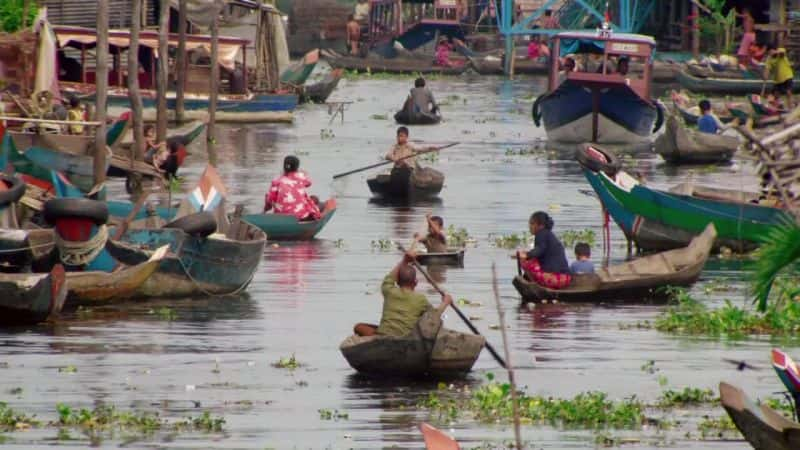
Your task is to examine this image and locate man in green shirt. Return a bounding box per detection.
[765,47,795,108]
[354,251,452,337]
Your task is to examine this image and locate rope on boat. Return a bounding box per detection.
[55,225,108,266]
[0,242,55,253]
[177,255,255,297]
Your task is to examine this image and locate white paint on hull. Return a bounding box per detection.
[546,113,650,145]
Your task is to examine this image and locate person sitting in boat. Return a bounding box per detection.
[346,15,361,56]
[352,250,453,337]
[410,77,439,115]
[765,46,794,109]
[143,125,166,164]
[527,36,550,62]
[570,242,595,274]
[515,211,572,289]
[435,37,465,68]
[264,155,322,221]
[697,99,721,135]
[66,96,85,135]
[414,214,447,253]
[616,56,629,76]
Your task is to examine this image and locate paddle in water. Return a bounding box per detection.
[398,243,508,369]
[331,143,459,179]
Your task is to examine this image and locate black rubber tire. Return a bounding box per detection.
[43,198,109,225]
[0,175,26,206]
[164,211,217,237]
[574,143,621,177]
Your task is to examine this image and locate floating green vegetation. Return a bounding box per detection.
[696,415,738,438]
[55,404,225,433]
[764,396,796,417]
[418,151,439,163]
[419,376,645,429]
[168,176,183,193]
[446,225,474,247]
[560,229,597,248]
[370,238,394,251]
[0,402,39,430]
[6,387,22,396]
[58,366,77,374]
[318,409,349,421]
[272,354,301,370]
[369,113,388,120]
[490,231,532,249]
[332,238,345,248]
[342,69,445,81]
[319,128,335,139]
[654,286,800,336]
[149,307,177,321]
[656,388,717,408]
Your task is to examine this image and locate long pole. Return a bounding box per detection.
[175,0,187,123]
[129,0,145,163]
[156,0,169,142]
[207,6,219,167]
[94,0,109,187]
[332,143,458,179]
[691,2,699,59]
[492,263,522,449]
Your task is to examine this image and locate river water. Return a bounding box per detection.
[1,71,797,449]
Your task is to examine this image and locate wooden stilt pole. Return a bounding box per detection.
[156,0,169,141]
[175,0,187,123]
[128,0,145,163]
[207,7,219,166]
[94,0,109,187]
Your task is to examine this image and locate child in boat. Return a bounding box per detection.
[264,155,322,221]
[386,126,420,170]
[527,36,550,62]
[516,211,571,289]
[346,15,360,56]
[67,97,84,135]
[143,125,166,164]
[766,47,794,109]
[570,242,595,274]
[414,214,447,253]
[353,250,452,337]
[697,100,720,134]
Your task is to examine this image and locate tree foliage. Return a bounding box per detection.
[0,0,38,34]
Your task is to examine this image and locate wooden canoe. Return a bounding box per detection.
[65,245,168,304]
[340,310,484,377]
[654,115,739,164]
[243,198,336,240]
[772,348,800,411]
[0,264,66,325]
[468,55,549,75]
[367,167,444,200]
[677,69,800,95]
[672,100,735,126]
[513,223,715,303]
[322,49,468,75]
[299,68,343,104]
[415,248,465,267]
[720,382,800,450]
[117,120,206,152]
[280,49,320,86]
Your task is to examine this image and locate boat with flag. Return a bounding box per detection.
[532,28,663,145]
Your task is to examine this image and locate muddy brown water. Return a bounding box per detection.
[0,72,796,448]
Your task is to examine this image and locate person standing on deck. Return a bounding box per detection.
[736,8,756,67]
[352,250,452,337]
[765,47,794,109]
[264,155,322,221]
[409,77,438,115]
[66,97,85,135]
[515,211,572,289]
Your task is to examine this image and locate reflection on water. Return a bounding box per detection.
[0,74,788,449]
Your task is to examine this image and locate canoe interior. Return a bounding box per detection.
[654,116,738,164]
[243,199,336,240]
[367,167,444,200]
[415,248,465,267]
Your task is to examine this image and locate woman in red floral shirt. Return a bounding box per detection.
[264,156,322,221]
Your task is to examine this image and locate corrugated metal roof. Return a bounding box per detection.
[42,0,159,29]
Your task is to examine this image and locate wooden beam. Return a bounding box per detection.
[156,0,169,141]
[129,0,145,162]
[95,0,109,186]
[207,7,219,166]
[175,0,187,122]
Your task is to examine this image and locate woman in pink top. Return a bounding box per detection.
[737,8,756,65]
[264,156,322,221]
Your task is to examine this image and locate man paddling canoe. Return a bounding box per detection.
[353,250,452,337]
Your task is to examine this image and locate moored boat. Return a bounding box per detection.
[677,68,800,95]
[280,49,320,86]
[0,264,66,325]
[243,198,336,240]
[322,49,467,75]
[415,248,465,267]
[513,223,715,303]
[340,310,484,377]
[719,382,800,450]
[299,68,343,104]
[367,167,444,200]
[468,54,549,75]
[654,116,739,164]
[394,107,442,125]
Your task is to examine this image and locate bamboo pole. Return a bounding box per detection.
[129,0,145,163]
[207,8,219,166]
[691,2,699,58]
[94,0,109,186]
[175,0,187,122]
[156,0,169,142]
[492,263,522,449]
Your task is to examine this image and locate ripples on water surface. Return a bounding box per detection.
[1,73,797,448]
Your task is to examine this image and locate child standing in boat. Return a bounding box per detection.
[414,214,447,253]
[516,211,571,289]
[386,126,420,170]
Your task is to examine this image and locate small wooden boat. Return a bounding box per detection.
[322,49,468,75]
[677,69,800,95]
[280,49,320,86]
[299,68,343,104]
[415,248,465,267]
[720,382,800,450]
[468,55,549,75]
[117,121,206,152]
[512,223,715,303]
[340,310,484,377]
[0,264,66,325]
[65,245,168,304]
[654,116,739,164]
[367,167,444,200]
[243,198,336,240]
[394,108,442,125]
[671,99,735,126]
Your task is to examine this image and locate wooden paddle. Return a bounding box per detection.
[331,143,459,179]
[398,243,508,369]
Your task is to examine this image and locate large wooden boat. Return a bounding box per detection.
[513,223,714,303]
[367,167,444,200]
[322,49,468,75]
[0,264,66,325]
[299,68,343,104]
[340,310,484,377]
[243,198,336,240]
[654,116,739,164]
[720,382,800,450]
[533,30,663,144]
[280,49,320,86]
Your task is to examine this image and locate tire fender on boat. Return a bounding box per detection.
[532,95,543,127]
[653,100,665,133]
[0,174,26,207]
[43,198,109,225]
[574,143,621,177]
[164,211,218,237]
